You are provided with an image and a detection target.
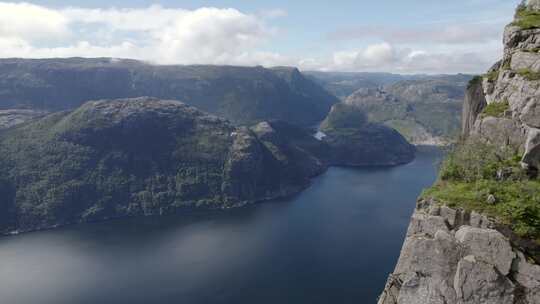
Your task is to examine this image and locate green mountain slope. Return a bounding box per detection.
[0,58,339,127]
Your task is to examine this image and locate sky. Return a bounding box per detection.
[0,0,523,74]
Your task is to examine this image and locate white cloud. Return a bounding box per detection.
[326,22,504,45]
[0,2,69,41]
[0,2,509,74]
[0,3,279,65]
[155,7,271,64]
[309,42,501,74]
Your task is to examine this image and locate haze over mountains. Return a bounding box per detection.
[308,72,472,144]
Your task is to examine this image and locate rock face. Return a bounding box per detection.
[461,78,487,137]
[527,0,540,10]
[463,1,540,170]
[0,97,326,234]
[0,58,338,127]
[380,3,540,303]
[378,200,539,304]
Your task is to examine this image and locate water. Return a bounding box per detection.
[0,148,442,304]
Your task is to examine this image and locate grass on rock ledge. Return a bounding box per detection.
[485,70,500,82]
[421,140,540,242]
[518,68,540,81]
[481,100,510,118]
[513,6,540,30]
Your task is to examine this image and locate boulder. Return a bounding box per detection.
[406,213,450,237]
[526,0,540,10]
[513,251,540,304]
[455,226,515,275]
[523,127,540,170]
[511,51,540,72]
[454,255,514,304]
[392,231,460,304]
[469,211,492,229]
[472,116,526,150]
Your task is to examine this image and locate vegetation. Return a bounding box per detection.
[422,140,540,241]
[0,98,330,234]
[517,68,540,81]
[513,6,540,30]
[481,100,510,118]
[501,59,512,71]
[485,70,500,82]
[523,48,540,53]
[320,103,415,166]
[320,103,368,131]
[0,58,339,127]
[467,76,482,89]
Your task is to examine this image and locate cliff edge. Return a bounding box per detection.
[378,1,540,303]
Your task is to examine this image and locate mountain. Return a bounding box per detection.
[0,109,46,129]
[379,2,540,303]
[0,58,339,127]
[304,71,412,100]
[0,96,416,234]
[344,75,472,145]
[306,71,471,145]
[320,103,416,166]
[0,97,327,234]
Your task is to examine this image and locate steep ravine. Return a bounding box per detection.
[378,1,540,303]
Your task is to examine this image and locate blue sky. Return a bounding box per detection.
[0,0,523,73]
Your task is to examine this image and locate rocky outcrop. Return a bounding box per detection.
[463,0,540,170]
[378,200,540,304]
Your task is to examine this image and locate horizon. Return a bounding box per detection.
[0,56,479,76]
[0,0,522,74]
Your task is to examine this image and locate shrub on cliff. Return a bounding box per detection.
[426,139,540,240]
[513,5,540,29]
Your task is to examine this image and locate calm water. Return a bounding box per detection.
[0,148,442,304]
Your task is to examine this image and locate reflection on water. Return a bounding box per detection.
[0,148,442,304]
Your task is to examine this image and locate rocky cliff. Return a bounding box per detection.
[378,199,540,304]
[0,58,338,127]
[378,1,540,303]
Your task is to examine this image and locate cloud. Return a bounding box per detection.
[0,3,279,65]
[326,23,504,45]
[310,42,500,74]
[0,2,508,74]
[0,2,69,41]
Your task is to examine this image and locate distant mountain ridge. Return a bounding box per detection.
[311,73,472,145]
[0,58,339,127]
